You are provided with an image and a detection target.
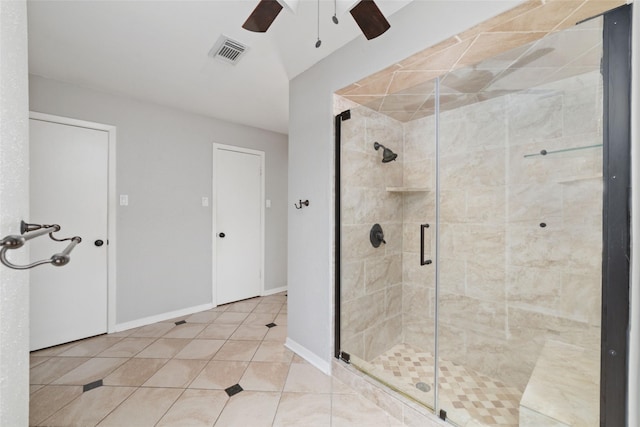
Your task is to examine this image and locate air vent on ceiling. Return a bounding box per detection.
[208,36,248,65]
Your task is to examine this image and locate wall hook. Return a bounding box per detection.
[295,199,310,209]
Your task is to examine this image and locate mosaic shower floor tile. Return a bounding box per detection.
[369,343,522,427]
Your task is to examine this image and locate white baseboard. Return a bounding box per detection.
[112,302,214,333]
[285,338,331,375]
[262,286,287,296]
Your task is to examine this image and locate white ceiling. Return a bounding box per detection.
[27,0,413,134]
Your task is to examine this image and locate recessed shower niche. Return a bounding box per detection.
[334,9,629,427]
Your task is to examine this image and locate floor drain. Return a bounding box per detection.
[416,382,431,392]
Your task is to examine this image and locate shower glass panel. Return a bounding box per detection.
[339,102,437,410]
[437,17,603,426]
[338,14,603,427]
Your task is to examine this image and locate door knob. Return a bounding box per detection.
[218,233,226,238]
[94,239,104,247]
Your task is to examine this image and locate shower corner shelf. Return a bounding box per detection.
[386,187,430,193]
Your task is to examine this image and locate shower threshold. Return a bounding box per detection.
[351,343,522,427]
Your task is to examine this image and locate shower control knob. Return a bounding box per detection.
[94,240,104,247]
[370,224,386,248]
[218,233,226,238]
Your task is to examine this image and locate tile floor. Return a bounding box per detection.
[368,344,522,427]
[29,293,404,426]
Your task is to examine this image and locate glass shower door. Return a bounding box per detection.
[337,103,411,389]
[436,16,604,427]
[397,77,438,409]
[338,93,438,410]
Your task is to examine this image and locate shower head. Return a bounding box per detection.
[373,142,398,163]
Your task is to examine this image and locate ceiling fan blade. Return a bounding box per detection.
[349,0,390,40]
[242,0,284,33]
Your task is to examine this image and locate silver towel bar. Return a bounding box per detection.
[0,221,82,270]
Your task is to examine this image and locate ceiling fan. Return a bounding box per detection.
[242,0,391,40]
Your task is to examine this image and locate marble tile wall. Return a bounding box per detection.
[340,107,405,362]
[401,115,436,354]
[401,70,603,391]
[519,340,600,426]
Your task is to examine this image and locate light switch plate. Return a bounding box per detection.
[266,199,272,208]
[202,197,209,207]
[120,195,128,206]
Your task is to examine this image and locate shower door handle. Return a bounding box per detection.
[420,224,432,266]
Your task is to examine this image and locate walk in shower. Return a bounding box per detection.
[335,12,621,427]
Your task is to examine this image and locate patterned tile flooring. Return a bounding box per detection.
[369,344,522,427]
[29,293,405,427]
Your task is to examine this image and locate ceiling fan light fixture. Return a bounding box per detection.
[242,0,389,44]
[349,0,390,40]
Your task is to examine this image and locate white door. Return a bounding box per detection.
[213,145,264,305]
[29,118,109,351]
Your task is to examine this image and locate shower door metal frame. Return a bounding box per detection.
[600,4,631,427]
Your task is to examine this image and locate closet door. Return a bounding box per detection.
[213,144,264,305]
[29,118,109,351]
